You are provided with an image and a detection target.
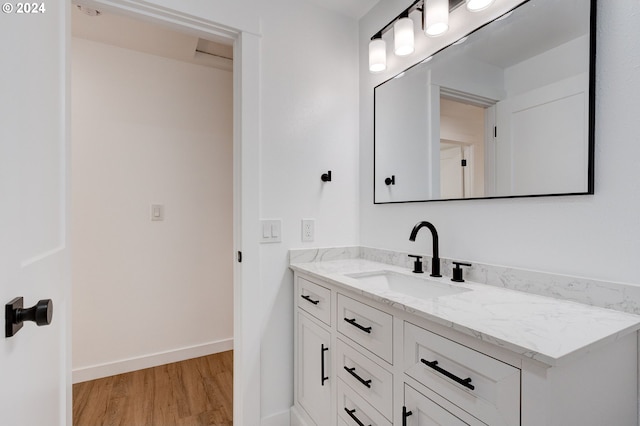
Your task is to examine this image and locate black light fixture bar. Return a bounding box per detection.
[370,0,465,40]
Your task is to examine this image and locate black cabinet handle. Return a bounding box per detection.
[402,406,413,426]
[344,408,371,426]
[321,344,329,386]
[301,294,319,305]
[344,317,372,334]
[420,358,475,390]
[344,366,372,388]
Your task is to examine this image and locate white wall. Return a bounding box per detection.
[360,0,640,284]
[255,0,360,419]
[71,37,234,379]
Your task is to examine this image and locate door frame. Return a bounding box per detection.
[68,1,261,424]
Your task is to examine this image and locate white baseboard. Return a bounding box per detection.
[262,409,291,426]
[290,406,310,426]
[72,338,233,383]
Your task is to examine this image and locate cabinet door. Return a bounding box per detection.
[298,312,332,425]
[404,384,485,426]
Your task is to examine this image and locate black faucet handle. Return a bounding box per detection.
[408,255,424,274]
[451,261,472,282]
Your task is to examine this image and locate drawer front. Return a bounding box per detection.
[336,339,393,421]
[297,276,332,326]
[404,322,520,426]
[337,379,392,426]
[404,383,486,426]
[337,294,393,364]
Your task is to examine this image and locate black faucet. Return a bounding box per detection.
[409,221,441,277]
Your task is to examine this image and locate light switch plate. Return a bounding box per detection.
[260,219,282,243]
[151,204,164,221]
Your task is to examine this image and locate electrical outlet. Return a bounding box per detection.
[302,219,315,242]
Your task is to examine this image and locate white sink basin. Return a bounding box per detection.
[345,270,470,299]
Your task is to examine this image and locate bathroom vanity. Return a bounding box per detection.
[290,255,640,426]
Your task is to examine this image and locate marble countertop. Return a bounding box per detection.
[290,258,640,367]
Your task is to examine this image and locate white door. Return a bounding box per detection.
[440,145,464,199]
[495,73,588,195]
[1,2,70,425]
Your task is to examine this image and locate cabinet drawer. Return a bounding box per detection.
[297,276,332,326]
[337,339,393,421]
[404,383,485,425]
[337,294,393,364]
[404,322,520,426]
[337,379,392,426]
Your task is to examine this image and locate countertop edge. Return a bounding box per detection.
[290,261,640,367]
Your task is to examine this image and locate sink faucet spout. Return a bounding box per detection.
[409,221,441,277]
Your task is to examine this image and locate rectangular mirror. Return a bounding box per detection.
[374,0,595,203]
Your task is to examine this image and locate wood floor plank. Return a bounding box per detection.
[73,351,233,426]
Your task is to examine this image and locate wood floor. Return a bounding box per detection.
[73,351,233,426]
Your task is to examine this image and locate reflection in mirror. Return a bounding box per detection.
[374,0,594,203]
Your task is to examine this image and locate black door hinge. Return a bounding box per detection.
[237,251,242,263]
[461,159,467,167]
[494,126,497,137]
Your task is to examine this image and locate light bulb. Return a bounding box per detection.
[466,0,495,12]
[424,0,449,37]
[369,38,387,73]
[394,17,415,56]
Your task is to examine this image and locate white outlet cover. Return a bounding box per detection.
[302,219,315,242]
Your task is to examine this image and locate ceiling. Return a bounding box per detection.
[306,0,381,19]
[72,5,233,71]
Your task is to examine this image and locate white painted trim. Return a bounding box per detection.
[262,409,291,426]
[72,339,234,383]
[233,30,262,426]
[75,0,260,37]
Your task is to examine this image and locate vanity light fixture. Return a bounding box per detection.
[394,13,415,56]
[369,34,387,73]
[465,0,495,12]
[424,0,449,37]
[368,0,495,74]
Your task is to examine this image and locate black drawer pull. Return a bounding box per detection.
[402,406,413,426]
[344,408,371,426]
[344,366,372,388]
[301,294,319,305]
[344,317,372,334]
[321,344,329,386]
[420,358,475,390]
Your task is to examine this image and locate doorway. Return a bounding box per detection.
[70,5,235,424]
[439,95,490,199]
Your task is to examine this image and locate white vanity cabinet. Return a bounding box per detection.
[292,270,639,426]
[294,277,333,425]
